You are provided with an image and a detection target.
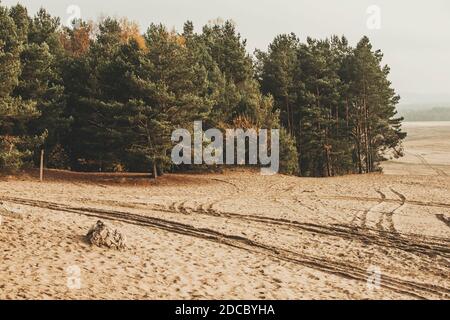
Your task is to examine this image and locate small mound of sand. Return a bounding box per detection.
[86,220,126,250]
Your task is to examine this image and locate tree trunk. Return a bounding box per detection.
[285,96,292,136]
[39,149,44,182]
[363,75,370,173]
[356,120,363,174]
[297,118,302,176]
[157,165,164,177]
[325,145,331,177]
[364,101,370,173]
[346,98,349,129]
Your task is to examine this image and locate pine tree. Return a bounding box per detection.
[256,33,299,136]
[0,4,40,171]
[260,34,405,176]
[125,24,209,177]
[342,36,406,173]
[10,6,70,168]
[63,18,126,171]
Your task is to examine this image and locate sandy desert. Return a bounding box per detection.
[0,122,449,300]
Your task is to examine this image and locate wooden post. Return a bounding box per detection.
[40,149,44,182]
[153,162,157,180]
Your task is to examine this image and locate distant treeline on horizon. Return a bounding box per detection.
[397,106,450,122]
[0,3,406,177]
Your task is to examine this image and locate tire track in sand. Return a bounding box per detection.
[435,214,450,228]
[351,190,386,229]
[316,194,450,211]
[1,196,448,299]
[374,188,405,235]
[79,195,450,258]
[408,152,448,177]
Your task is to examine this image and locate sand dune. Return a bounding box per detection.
[0,122,449,300]
[0,171,449,299]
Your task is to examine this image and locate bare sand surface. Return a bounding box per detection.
[383,121,450,176]
[0,122,449,300]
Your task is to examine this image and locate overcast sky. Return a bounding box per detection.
[3,0,450,106]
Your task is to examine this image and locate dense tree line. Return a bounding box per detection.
[0,3,405,177]
[257,34,406,176]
